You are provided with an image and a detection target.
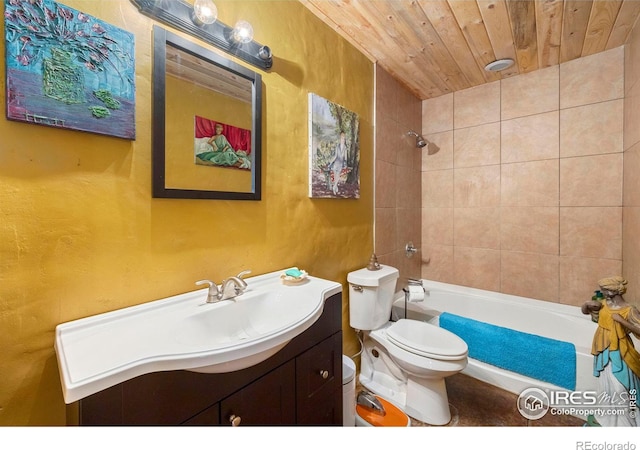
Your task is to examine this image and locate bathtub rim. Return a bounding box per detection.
[395,279,590,321]
[391,279,600,421]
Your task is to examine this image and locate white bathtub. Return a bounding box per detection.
[391,280,599,397]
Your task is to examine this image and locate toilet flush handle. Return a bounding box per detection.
[351,284,363,292]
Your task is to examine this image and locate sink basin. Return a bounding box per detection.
[54,269,341,404]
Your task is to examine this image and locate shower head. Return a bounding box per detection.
[407,130,428,148]
[407,130,440,154]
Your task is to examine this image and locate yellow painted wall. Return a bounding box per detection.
[0,0,373,425]
[164,74,253,192]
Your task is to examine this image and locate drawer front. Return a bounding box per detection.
[220,360,296,426]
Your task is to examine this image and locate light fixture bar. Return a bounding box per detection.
[130,0,272,70]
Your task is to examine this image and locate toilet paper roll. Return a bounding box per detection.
[407,284,424,302]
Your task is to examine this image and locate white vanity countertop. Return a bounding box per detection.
[54,269,341,404]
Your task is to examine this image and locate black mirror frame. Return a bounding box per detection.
[152,26,262,200]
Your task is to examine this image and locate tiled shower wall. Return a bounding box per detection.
[374,65,422,286]
[624,23,640,304]
[420,47,624,307]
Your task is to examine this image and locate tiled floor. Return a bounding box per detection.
[359,373,585,427]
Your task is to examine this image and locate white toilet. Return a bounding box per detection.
[348,265,468,425]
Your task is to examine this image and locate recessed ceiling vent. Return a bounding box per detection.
[484,58,515,72]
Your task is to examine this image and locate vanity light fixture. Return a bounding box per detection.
[258,45,272,62]
[192,0,218,26]
[231,20,254,44]
[130,0,273,70]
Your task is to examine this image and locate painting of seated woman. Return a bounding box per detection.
[194,116,252,170]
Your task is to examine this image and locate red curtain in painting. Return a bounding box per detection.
[194,116,251,154]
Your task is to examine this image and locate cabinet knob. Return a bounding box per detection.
[319,370,329,379]
[229,414,242,426]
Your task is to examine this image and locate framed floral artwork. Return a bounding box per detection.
[4,0,136,139]
[308,93,360,199]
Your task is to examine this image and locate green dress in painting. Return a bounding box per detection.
[197,134,241,167]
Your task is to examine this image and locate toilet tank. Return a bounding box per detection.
[347,265,399,330]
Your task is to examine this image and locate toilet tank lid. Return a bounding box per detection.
[347,265,399,287]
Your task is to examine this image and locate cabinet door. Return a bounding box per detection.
[182,403,220,425]
[219,360,296,426]
[296,332,342,425]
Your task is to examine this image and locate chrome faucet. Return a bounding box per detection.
[219,276,248,300]
[195,270,251,303]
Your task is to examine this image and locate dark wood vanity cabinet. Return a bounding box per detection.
[78,292,343,426]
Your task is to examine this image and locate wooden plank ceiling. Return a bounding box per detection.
[300,0,640,100]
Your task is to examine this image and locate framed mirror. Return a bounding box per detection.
[152,26,262,200]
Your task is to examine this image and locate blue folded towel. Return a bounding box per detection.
[439,312,576,390]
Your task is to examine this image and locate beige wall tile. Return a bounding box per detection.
[422,207,453,246]
[501,111,559,163]
[423,130,453,171]
[624,81,640,150]
[454,122,501,168]
[454,207,500,249]
[396,164,421,209]
[422,93,453,135]
[560,207,622,259]
[559,256,622,306]
[501,160,559,206]
[375,207,397,256]
[501,65,559,120]
[626,25,640,94]
[375,113,398,164]
[560,100,623,158]
[397,206,421,252]
[453,247,501,291]
[454,81,500,129]
[560,46,624,109]
[501,252,559,302]
[623,207,640,304]
[422,169,454,208]
[560,154,623,206]
[375,64,399,123]
[377,251,403,274]
[500,206,559,254]
[421,244,454,283]
[624,142,640,207]
[454,165,501,207]
[398,87,422,134]
[375,159,396,208]
[375,65,423,286]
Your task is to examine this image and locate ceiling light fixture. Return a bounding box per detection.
[484,58,515,72]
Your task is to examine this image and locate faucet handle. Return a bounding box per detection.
[196,279,214,288]
[195,280,220,303]
[236,270,251,279]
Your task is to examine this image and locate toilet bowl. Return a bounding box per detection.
[348,265,468,426]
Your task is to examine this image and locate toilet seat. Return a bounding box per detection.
[386,319,468,361]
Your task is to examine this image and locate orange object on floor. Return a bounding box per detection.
[356,395,410,426]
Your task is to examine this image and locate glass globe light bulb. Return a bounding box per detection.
[193,0,218,25]
[232,20,254,44]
